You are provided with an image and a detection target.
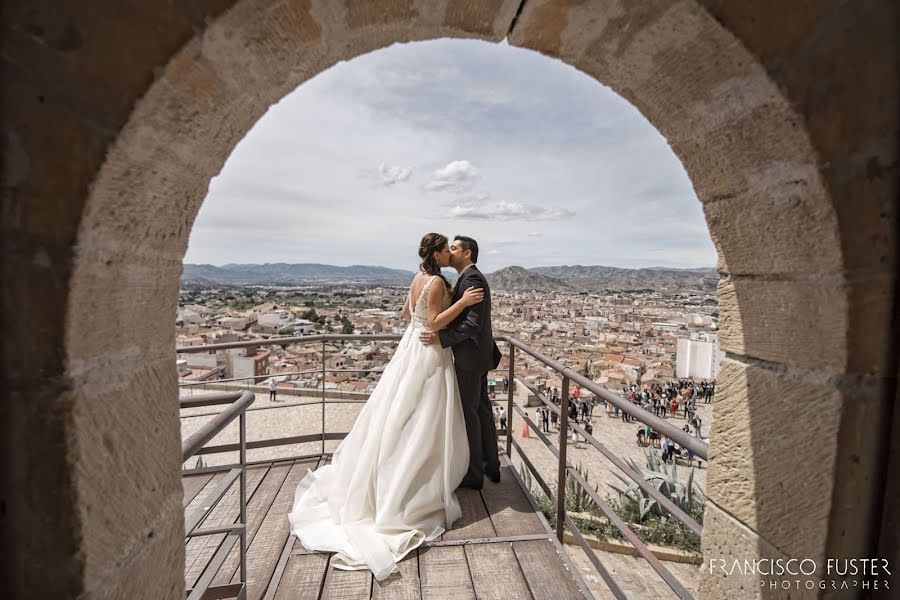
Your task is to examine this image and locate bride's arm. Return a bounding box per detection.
[426,281,483,331]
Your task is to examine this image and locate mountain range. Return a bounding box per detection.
[182,263,718,293]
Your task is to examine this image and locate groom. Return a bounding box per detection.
[420,235,502,489]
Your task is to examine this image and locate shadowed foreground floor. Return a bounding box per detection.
[183,455,590,599]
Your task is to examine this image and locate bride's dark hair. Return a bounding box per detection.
[418,233,450,288]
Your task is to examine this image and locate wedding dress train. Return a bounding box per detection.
[288,275,469,581]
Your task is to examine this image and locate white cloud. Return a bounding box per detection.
[448,200,575,221]
[378,162,412,185]
[186,39,716,272]
[425,160,479,192]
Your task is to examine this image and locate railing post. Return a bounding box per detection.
[556,376,570,542]
[321,338,326,455]
[506,344,515,458]
[239,410,247,585]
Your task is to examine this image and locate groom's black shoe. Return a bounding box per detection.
[459,475,483,490]
[486,469,501,483]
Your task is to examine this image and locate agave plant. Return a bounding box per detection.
[608,451,705,522]
[566,462,600,515]
[519,462,533,493]
[519,462,599,516]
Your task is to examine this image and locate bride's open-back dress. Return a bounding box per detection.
[288,275,470,581]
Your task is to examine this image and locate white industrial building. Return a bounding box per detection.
[675,332,724,379]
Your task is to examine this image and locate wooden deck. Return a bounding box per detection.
[183,456,591,600]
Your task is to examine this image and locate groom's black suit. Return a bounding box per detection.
[439,264,502,488]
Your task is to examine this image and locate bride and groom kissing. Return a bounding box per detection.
[288,233,503,581]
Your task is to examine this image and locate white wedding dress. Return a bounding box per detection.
[288,275,470,581]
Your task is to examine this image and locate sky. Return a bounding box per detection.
[185,38,717,273]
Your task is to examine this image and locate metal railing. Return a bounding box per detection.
[181,390,254,600]
[176,333,709,599]
[501,337,707,600]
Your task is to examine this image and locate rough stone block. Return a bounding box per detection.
[706,358,842,561]
[702,182,842,276]
[73,356,184,587]
[66,251,182,376]
[717,277,848,373]
[85,499,185,599]
[699,502,800,600]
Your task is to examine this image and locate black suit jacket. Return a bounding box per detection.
[439,265,502,373]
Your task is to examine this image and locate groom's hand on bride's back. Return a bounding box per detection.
[419,330,438,345]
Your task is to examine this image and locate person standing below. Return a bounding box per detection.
[420,235,502,488]
[499,407,507,433]
[550,407,559,430]
[692,414,703,438]
[269,378,278,402]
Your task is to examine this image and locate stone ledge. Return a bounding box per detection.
[563,529,702,565]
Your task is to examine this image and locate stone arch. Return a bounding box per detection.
[4,1,895,597]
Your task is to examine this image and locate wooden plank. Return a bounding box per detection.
[227,459,319,600]
[480,464,545,537]
[441,489,496,541]
[211,462,294,585]
[512,540,586,600]
[185,465,270,587]
[272,552,329,600]
[371,552,419,600]
[263,534,297,600]
[182,473,214,508]
[465,543,533,600]
[418,547,475,600]
[320,555,372,600]
[184,471,226,515]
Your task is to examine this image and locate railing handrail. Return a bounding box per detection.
[176,333,403,353]
[176,333,709,599]
[500,335,709,460]
[176,333,706,457]
[180,390,253,600]
[178,367,387,387]
[181,390,255,461]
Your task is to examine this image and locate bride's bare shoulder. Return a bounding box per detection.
[408,271,425,297]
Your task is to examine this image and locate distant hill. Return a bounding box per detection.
[487,266,574,292]
[181,263,415,285]
[181,262,718,292]
[526,265,718,293]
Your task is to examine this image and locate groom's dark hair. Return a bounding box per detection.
[454,235,479,263]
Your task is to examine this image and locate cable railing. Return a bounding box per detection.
[176,333,709,599]
[180,390,254,600]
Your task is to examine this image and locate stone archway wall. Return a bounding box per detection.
[2,1,896,598]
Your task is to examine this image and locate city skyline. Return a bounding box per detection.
[181,260,715,272]
[186,38,718,273]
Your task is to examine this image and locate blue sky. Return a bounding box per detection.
[185,38,716,272]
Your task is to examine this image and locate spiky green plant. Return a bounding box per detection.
[565,462,599,514]
[608,451,705,523]
[519,463,533,492]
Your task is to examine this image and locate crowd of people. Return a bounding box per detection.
[493,378,715,468]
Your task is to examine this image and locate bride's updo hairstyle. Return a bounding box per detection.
[418,233,450,288]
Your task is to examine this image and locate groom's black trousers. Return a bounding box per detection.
[455,367,500,486]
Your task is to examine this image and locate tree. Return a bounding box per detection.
[340,316,354,334]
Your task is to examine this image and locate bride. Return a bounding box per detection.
[288,233,484,581]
